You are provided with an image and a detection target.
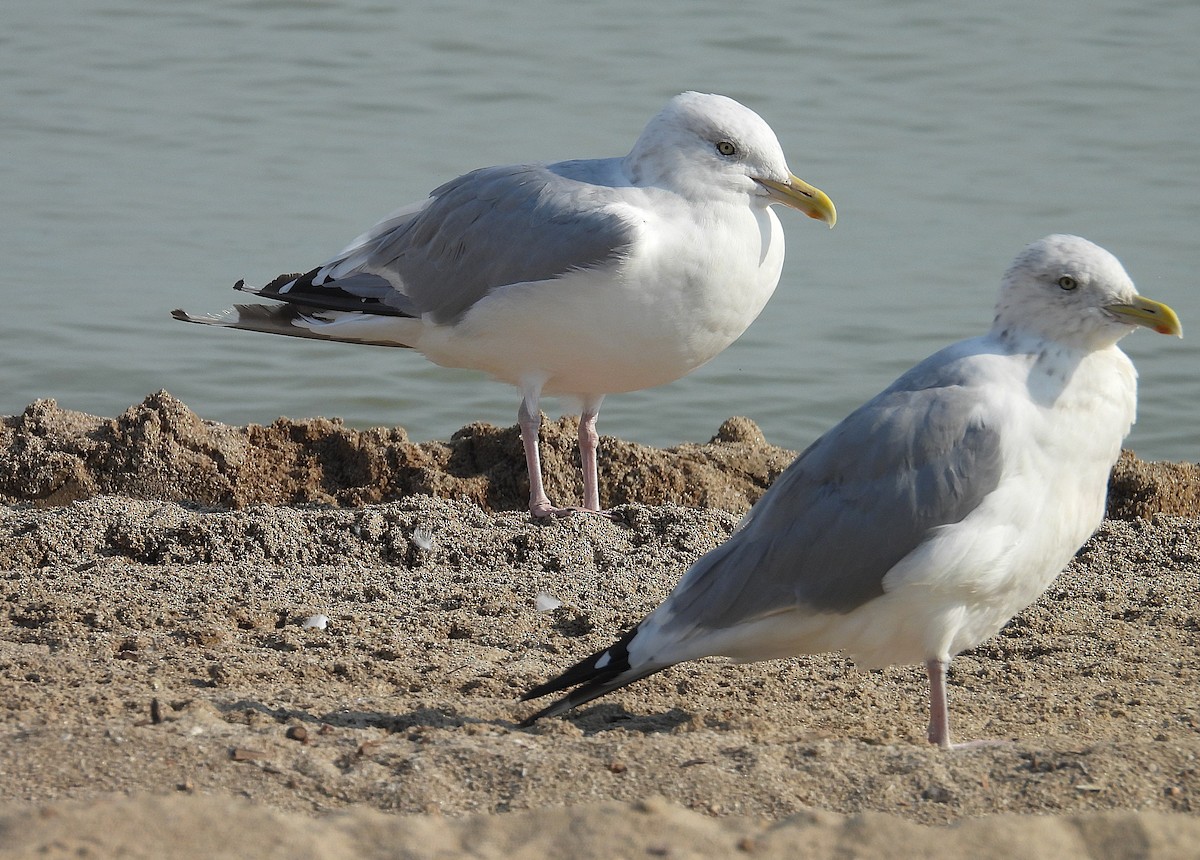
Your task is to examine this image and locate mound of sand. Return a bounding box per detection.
[0,391,792,514]
[3,391,1197,518]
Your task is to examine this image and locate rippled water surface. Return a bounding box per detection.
[4,0,1198,461]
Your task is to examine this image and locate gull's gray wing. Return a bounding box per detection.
[655,349,1006,636]
[249,161,637,326]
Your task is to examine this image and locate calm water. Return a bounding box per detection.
[4,0,1199,462]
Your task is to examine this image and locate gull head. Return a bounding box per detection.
[993,234,1181,350]
[624,92,835,226]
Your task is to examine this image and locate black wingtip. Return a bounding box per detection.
[518,627,657,726]
[518,661,669,728]
[522,627,637,703]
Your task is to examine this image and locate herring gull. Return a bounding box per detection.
[172,92,836,518]
[521,234,1181,747]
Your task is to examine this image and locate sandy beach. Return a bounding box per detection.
[1,394,1198,858]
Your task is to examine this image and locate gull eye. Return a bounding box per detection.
[716,140,737,157]
[1057,275,1078,291]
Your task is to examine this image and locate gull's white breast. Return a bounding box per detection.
[410,194,787,397]
[849,344,1139,667]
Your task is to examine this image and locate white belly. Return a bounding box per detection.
[412,204,787,396]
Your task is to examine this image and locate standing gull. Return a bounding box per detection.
[173,92,836,517]
[522,235,1181,747]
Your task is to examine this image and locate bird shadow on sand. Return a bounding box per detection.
[221,699,696,736]
[523,705,697,736]
[214,700,508,734]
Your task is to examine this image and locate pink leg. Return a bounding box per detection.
[925,657,1010,750]
[926,657,952,749]
[578,396,604,513]
[518,398,559,518]
[517,388,610,519]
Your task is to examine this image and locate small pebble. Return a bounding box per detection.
[230,747,268,762]
[286,725,309,743]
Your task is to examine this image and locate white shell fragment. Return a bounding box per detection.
[412,527,434,551]
[535,592,564,613]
